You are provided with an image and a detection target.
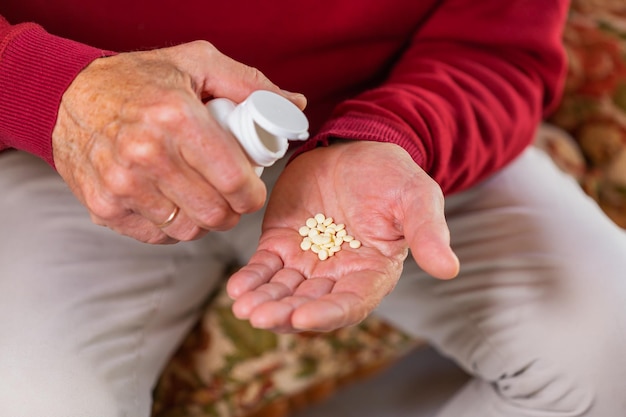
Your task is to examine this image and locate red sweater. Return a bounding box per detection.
[0,0,568,194]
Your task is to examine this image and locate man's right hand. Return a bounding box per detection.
[52,41,306,244]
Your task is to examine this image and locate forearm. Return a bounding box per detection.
[0,15,113,166]
[298,0,569,195]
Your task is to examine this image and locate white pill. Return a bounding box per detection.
[318,249,329,261]
[312,234,331,245]
[349,239,362,249]
[298,213,361,262]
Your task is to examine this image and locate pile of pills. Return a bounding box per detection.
[298,213,361,261]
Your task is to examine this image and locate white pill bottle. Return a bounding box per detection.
[205,90,309,176]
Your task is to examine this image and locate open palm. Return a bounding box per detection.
[227,141,459,332]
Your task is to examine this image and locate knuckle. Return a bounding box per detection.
[175,225,206,242]
[144,95,189,125]
[99,164,135,196]
[85,192,119,221]
[197,206,237,230]
[248,193,265,213]
[245,65,268,86]
[118,133,164,166]
[192,40,222,64]
[193,39,217,55]
[215,169,250,196]
[159,100,187,125]
[217,176,266,214]
[125,226,170,244]
[238,187,266,214]
[89,213,106,226]
[181,40,220,64]
[198,206,228,228]
[145,233,174,245]
[110,215,175,244]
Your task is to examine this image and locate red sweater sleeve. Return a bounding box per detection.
[296,0,569,194]
[0,15,112,166]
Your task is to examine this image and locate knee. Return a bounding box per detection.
[474,324,626,417]
[489,358,593,416]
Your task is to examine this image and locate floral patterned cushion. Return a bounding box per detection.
[153,3,626,417]
[544,0,626,227]
[152,283,420,417]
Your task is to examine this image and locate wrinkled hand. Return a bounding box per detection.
[52,41,306,243]
[227,141,459,332]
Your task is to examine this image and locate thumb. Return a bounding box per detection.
[402,196,460,280]
[166,41,307,109]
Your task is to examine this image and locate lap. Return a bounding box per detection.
[376,147,626,416]
[4,146,624,416]
[0,151,266,416]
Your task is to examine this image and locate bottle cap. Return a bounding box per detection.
[243,90,309,141]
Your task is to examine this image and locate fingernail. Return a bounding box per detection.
[281,89,307,109]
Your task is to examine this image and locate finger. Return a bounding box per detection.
[408,223,460,279]
[292,277,336,299]
[244,296,316,332]
[123,97,265,219]
[161,41,307,110]
[173,102,268,215]
[237,276,373,332]
[239,277,336,329]
[290,295,364,332]
[89,164,207,242]
[232,291,276,320]
[156,163,243,232]
[231,269,303,319]
[95,211,178,244]
[226,250,284,298]
[154,205,180,228]
[94,163,206,241]
[198,45,306,108]
[156,209,209,241]
[82,161,182,241]
[403,193,460,280]
[248,300,296,331]
[191,152,266,217]
[290,270,391,331]
[119,186,208,242]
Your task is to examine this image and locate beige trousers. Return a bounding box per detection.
[1,146,624,417]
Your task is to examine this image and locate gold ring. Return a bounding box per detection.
[156,205,180,228]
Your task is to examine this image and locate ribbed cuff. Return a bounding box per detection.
[290,112,426,167]
[0,23,114,167]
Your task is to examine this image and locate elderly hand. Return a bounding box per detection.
[52,41,306,243]
[227,141,459,332]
